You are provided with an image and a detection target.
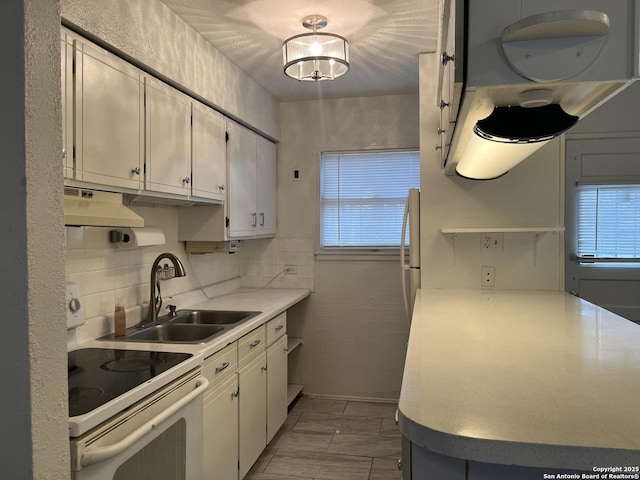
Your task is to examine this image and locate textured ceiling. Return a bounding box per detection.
[159,0,442,101]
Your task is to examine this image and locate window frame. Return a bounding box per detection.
[318,147,420,255]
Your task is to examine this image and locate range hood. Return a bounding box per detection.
[64,187,144,227]
[442,2,638,180]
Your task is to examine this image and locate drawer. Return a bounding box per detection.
[266,312,287,346]
[238,326,266,368]
[202,342,238,385]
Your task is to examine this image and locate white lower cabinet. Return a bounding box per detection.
[238,353,267,479]
[203,375,239,480]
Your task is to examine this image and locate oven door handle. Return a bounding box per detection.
[80,376,209,468]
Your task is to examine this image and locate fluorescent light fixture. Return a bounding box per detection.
[455,104,578,180]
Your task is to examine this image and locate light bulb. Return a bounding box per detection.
[310,41,322,56]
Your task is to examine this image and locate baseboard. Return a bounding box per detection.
[301,392,399,404]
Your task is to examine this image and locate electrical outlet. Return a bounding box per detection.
[284,265,297,275]
[481,233,503,252]
[481,266,495,287]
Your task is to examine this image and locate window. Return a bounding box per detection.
[576,184,640,261]
[320,149,420,250]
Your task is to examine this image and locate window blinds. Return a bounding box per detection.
[320,150,420,248]
[576,184,640,259]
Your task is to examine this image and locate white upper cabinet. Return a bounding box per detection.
[145,77,192,196]
[256,136,277,236]
[61,31,74,179]
[227,121,277,239]
[227,121,258,238]
[191,102,226,202]
[74,39,144,190]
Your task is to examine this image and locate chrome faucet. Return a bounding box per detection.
[141,253,186,326]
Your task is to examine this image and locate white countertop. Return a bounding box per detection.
[82,287,311,358]
[398,289,640,470]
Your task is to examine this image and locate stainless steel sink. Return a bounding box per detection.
[125,323,225,343]
[169,309,261,326]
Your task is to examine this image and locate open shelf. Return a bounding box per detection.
[441,227,565,234]
[287,337,303,355]
[287,383,303,406]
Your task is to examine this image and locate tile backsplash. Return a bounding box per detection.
[65,203,314,345]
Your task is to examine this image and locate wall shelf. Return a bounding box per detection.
[441,227,564,234]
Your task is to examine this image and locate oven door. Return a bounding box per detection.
[70,369,208,480]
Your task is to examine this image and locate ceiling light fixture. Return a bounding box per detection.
[282,15,349,82]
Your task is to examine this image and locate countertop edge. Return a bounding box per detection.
[398,408,639,471]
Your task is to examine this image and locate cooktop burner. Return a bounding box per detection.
[68,348,192,417]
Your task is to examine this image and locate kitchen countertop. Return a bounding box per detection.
[398,289,640,470]
[81,287,311,358]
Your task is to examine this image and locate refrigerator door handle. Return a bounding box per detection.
[401,197,411,324]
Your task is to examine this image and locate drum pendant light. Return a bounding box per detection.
[282,15,349,81]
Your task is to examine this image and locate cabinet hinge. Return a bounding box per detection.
[225,216,230,228]
[225,131,229,143]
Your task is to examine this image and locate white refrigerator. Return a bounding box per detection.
[401,188,421,325]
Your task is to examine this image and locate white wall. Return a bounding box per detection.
[269,94,419,400]
[0,0,69,478]
[61,0,280,139]
[419,53,564,291]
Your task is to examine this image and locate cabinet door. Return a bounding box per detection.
[61,31,74,179]
[192,103,226,201]
[145,77,192,196]
[266,335,288,443]
[75,41,144,189]
[227,122,257,238]
[203,376,239,480]
[256,136,277,236]
[238,353,266,479]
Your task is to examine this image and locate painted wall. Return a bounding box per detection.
[0,0,69,478]
[60,0,280,139]
[268,94,420,400]
[419,53,564,291]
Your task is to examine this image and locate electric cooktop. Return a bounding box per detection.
[68,348,192,418]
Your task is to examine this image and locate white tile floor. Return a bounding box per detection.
[246,397,403,480]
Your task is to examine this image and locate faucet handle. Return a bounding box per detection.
[166,304,177,316]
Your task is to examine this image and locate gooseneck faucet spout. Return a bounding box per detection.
[144,253,186,326]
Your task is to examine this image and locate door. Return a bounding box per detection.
[256,136,277,236]
[145,77,192,196]
[227,122,257,238]
[203,375,238,480]
[75,41,144,189]
[238,353,266,479]
[192,103,226,201]
[266,335,288,443]
[565,135,640,324]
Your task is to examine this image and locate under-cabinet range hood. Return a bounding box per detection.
[64,187,144,227]
[442,1,639,180]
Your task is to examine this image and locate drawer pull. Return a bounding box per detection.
[231,389,239,399]
[215,362,230,373]
[275,325,284,332]
[249,339,261,349]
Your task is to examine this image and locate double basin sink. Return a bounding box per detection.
[119,310,261,344]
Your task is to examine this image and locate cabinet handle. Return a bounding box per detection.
[131,167,141,175]
[275,325,284,332]
[218,185,225,192]
[249,339,261,348]
[183,177,191,184]
[231,389,239,399]
[261,366,267,372]
[215,361,230,373]
[442,51,454,65]
[251,212,257,227]
[62,149,67,159]
[259,212,265,226]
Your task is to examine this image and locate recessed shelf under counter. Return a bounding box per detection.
[287,337,303,355]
